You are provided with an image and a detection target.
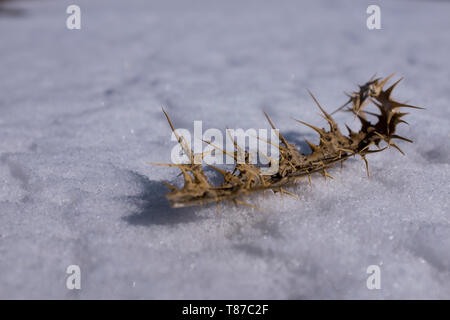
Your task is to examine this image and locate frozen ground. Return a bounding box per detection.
[0,0,449,299]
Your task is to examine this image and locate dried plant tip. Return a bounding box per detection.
[154,75,422,209]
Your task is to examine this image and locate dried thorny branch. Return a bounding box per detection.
[153,75,423,208]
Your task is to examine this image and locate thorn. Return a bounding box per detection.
[207,164,228,177]
[330,99,352,115]
[280,188,299,199]
[264,112,289,147]
[362,110,381,117]
[336,147,355,154]
[235,199,263,210]
[391,135,413,143]
[322,169,334,180]
[304,139,317,152]
[225,128,245,153]
[361,155,370,178]
[250,134,282,150]
[179,167,194,185]
[258,150,278,165]
[378,73,395,89]
[345,124,354,135]
[293,119,324,135]
[357,114,371,128]
[202,139,236,160]
[360,141,374,153]
[384,77,403,99]
[396,103,424,110]
[373,131,386,140]
[307,89,332,120]
[162,181,178,191]
[390,142,405,155]
[364,147,388,154]
[149,162,183,167]
[162,108,193,163]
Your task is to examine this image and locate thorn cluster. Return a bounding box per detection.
[154,75,422,209]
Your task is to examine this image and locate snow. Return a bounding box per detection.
[0,0,449,299]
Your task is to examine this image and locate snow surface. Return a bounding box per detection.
[0,0,449,299]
